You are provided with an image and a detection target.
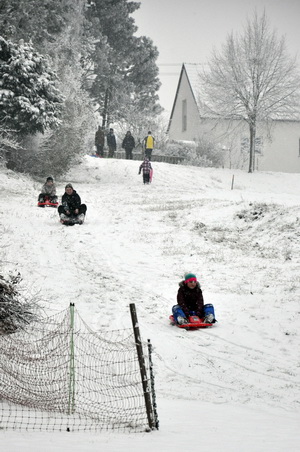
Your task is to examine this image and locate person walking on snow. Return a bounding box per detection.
[95,125,105,157]
[138,157,152,184]
[143,131,155,161]
[107,128,117,158]
[122,131,136,160]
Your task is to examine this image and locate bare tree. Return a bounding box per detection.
[200,11,300,172]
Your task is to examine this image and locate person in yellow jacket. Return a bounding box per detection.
[143,131,155,161]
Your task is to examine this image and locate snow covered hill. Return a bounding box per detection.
[1,156,300,451]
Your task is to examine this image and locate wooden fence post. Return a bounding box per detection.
[129,303,155,430]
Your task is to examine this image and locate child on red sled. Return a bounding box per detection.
[172,273,215,325]
[38,176,58,205]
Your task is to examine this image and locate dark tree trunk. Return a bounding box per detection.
[248,122,256,173]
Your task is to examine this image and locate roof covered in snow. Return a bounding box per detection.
[168,62,300,129]
[167,63,204,132]
[183,63,203,105]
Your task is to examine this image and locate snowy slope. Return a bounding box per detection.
[0,156,300,452]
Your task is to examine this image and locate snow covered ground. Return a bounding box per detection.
[0,156,300,451]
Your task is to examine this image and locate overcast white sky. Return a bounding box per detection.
[133,0,300,116]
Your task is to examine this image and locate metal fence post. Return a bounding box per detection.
[147,339,159,429]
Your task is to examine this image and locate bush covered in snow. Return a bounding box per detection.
[163,138,224,167]
[0,272,41,334]
[236,202,271,222]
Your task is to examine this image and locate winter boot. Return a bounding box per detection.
[60,213,68,224]
[203,313,214,324]
[177,316,188,325]
[77,213,85,224]
[203,303,216,323]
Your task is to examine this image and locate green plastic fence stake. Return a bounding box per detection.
[68,303,75,415]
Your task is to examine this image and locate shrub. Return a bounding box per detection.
[0,272,41,334]
[164,138,224,167]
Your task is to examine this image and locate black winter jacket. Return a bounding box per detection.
[122,135,135,150]
[107,133,116,148]
[177,281,204,318]
[62,190,81,213]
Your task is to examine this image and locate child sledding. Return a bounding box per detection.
[169,273,216,329]
[58,183,87,226]
[37,177,58,207]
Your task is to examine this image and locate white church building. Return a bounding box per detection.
[167,63,300,173]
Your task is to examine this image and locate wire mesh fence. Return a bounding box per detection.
[0,305,153,432]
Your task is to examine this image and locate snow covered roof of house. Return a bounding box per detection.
[183,63,203,106]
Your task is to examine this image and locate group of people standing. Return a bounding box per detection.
[95,127,155,161]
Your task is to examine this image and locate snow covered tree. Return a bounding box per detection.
[5,3,95,177]
[36,81,94,177]
[0,0,161,131]
[0,124,20,164]
[0,0,75,51]
[0,36,64,135]
[200,12,300,172]
[0,3,96,175]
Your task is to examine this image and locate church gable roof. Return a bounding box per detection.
[167,63,203,132]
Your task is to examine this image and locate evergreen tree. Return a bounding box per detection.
[126,35,161,114]
[0,2,96,175]
[0,0,162,172]
[85,0,161,126]
[0,36,64,135]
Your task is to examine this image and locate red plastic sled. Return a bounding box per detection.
[150,168,153,182]
[169,315,213,329]
[38,199,58,208]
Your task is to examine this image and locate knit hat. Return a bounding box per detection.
[46,176,53,182]
[65,183,73,189]
[184,273,197,283]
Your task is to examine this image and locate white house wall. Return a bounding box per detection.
[196,118,300,173]
[255,121,300,173]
